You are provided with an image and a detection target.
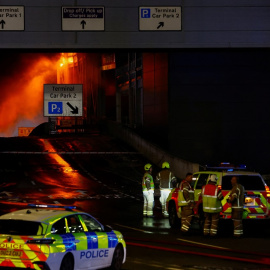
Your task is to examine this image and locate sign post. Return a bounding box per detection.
[62,6,104,31]
[0,6,24,31]
[44,84,83,117]
[139,6,181,31]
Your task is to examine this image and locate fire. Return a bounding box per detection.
[0,54,59,136]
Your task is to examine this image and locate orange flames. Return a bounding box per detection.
[0,54,60,136]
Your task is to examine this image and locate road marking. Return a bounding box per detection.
[114,223,153,234]
[31,181,36,185]
[177,238,229,250]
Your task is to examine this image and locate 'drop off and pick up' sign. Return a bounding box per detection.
[62,7,104,31]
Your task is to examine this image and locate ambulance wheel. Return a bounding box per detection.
[60,253,74,270]
[168,203,179,228]
[110,245,124,270]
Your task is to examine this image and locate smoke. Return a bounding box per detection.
[0,53,60,137]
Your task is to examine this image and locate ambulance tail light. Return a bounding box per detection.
[27,238,55,244]
[265,185,270,197]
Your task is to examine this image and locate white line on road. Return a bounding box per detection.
[114,223,153,234]
[31,181,36,185]
[177,238,229,250]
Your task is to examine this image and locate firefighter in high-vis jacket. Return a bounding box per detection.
[142,163,155,217]
[178,173,194,234]
[201,174,224,237]
[156,161,177,217]
[227,176,245,238]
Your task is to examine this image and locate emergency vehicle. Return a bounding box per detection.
[166,164,270,228]
[0,204,126,270]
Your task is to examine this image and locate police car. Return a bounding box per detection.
[167,164,270,228]
[0,204,126,270]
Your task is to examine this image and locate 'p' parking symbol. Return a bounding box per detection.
[49,102,63,114]
[141,8,151,18]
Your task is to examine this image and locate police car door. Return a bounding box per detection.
[65,215,90,269]
[79,214,111,269]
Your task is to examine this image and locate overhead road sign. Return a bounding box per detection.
[44,84,83,117]
[0,6,24,31]
[62,6,104,31]
[139,6,181,31]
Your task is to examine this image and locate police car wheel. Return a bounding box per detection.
[110,245,124,270]
[60,254,74,270]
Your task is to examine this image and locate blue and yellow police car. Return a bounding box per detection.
[0,204,126,270]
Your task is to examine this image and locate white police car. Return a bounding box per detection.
[0,204,126,270]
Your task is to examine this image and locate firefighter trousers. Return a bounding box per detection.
[143,190,154,216]
[160,189,171,216]
[203,212,220,236]
[232,209,243,237]
[181,206,193,233]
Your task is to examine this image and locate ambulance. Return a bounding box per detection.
[0,204,126,270]
[167,164,270,228]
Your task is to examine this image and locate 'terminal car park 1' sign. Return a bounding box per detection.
[139,6,181,31]
[44,84,83,117]
[0,6,24,31]
[62,6,104,31]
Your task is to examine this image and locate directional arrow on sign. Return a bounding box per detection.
[67,102,79,114]
[157,22,164,29]
[81,20,86,29]
[0,20,5,29]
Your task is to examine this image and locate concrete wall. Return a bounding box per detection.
[105,120,199,179]
[168,49,270,173]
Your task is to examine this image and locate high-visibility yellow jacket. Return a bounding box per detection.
[202,183,223,213]
[178,180,194,206]
[142,172,154,191]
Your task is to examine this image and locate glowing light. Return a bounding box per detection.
[0,55,59,136]
[68,57,74,63]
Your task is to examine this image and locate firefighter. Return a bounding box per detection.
[142,163,155,217]
[178,173,194,234]
[227,176,245,238]
[201,174,224,237]
[156,161,177,217]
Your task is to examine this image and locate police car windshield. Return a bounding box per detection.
[0,220,44,236]
[222,175,265,190]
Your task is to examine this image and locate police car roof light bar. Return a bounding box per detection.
[205,163,247,171]
[28,204,76,210]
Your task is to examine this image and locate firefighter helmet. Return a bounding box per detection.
[144,163,152,171]
[162,161,170,169]
[210,174,218,182]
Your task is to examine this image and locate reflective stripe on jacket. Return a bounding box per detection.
[142,172,154,191]
[156,169,176,189]
[178,180,194,206]
[202,183,223,213]
[229,184,245,210]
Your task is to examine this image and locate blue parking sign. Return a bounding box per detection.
[48,102,63,114]
[141,8,151,18]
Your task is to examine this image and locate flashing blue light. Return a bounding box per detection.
[28,204,76,210]
[227,169,234,172]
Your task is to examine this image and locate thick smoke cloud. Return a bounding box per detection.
[0,53,59,136]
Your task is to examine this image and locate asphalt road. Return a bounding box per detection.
[0,134,269,270]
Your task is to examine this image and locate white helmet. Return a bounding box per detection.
[210,174,218,182]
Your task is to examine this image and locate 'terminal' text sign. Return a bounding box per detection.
[0,6,24,31]
[44,84,83,117]
[139,6,181,31]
